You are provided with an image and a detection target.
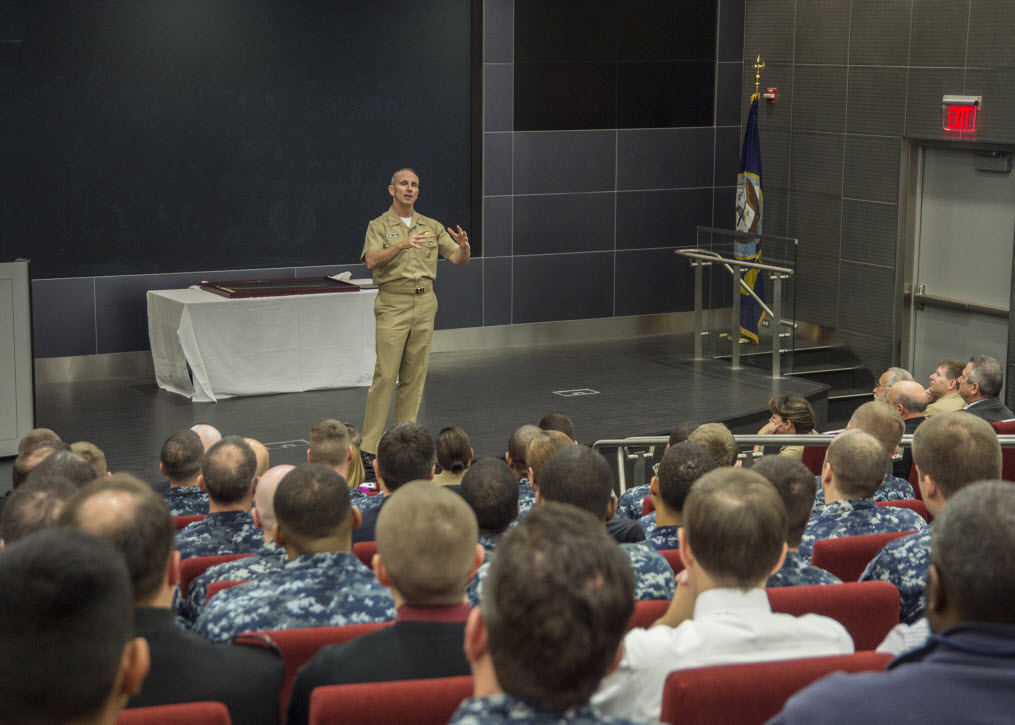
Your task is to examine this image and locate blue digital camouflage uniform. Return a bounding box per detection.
[637,511,656,537]
[164,485,209,516]
[811,474,915,515]
[449,694,643,725]
[860,528,931,623]
[478,532,502,554]
[175,511,265,561]
[177,542,288,626]
[798,498,926,561]
[767,550,842,587]
[350,488,384,513]
[193,550,396,642]
[517,478,535,516]
[616,483,650,520]
[647,524,681,551]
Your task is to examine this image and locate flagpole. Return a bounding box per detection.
[751,55,765,102]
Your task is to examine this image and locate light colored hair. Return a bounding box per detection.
[71,441,107,478]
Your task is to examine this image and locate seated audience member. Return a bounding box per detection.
[353,422,436,544]
[451,503,641,725]
[886,380,928,480]
[873,367,914,403]
[24,448,97,489]
[755,395,816,460]
[17,427,61,456]
[191,423,222,451]
[646,441,717,551]
[0,478,77,546]
[752,456,840,587]
[861,412,1002,623]
[159,429,209,514]
[432,426,473,487]
[0,528,149,725]
[194,464,395,641]
[344,423,368,489]
[175,436,262,560]
[525,428,573,502]
[309,419,380,512]
[61,475,283,724]
[799,429,927,561]
[459,458,519,553]
[925,358,965,415]
[178,464,293,626]
[593,468,853,723]
[244,437,271,477]
[539,411,575,441]
[616,421,699,520]
[505,424,541,514]
[1,432,63,519]
[958,354,1015,422]
[11,439,72,489]
[287,483,484,725]
[772,481,1015,724]
[71,441,110,478]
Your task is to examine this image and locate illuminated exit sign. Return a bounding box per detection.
[942,95,981,132]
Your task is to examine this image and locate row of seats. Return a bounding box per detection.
[640,492,931,522]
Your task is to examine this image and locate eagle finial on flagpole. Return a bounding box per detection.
[751,55,765,102]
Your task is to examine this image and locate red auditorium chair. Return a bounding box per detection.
[659,651,893,725]
[308,675,474,725]
[173,514,206,531]
[658,549,684,576]
[800,446,825,476]
[876,498,930,522]
[810,530,917,582]
[117,701,231,725]
[206,579,247,602]
[352,541,377,568]
[179,554,252,599]
[990,420,1015,482]
[908,463,922,501]
[641,496,655,516]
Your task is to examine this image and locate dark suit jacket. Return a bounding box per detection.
[964,397,1015,423]
[129,607,284,725]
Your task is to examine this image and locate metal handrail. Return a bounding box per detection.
[675,249,795,274]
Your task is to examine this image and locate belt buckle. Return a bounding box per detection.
[415,286,425,295]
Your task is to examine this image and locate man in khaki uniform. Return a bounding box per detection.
[925,358,966,415]
[359,168,471,458]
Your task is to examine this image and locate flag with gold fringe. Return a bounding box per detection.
[735,97,765,343]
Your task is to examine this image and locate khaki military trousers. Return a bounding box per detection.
[360,287,438,454]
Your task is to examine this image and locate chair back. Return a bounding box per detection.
[767,581,900,650]
[658,549,684,576]
[179,554,252,599]
[659,651,893,725]
[990,421,1015,482]
[628,599,670,629]
[907,463,922,500]
[174,514,206,531]
[309,675,473,725]
[352,541,377,568]
[641,496,655,516]
[207,579,247,602]
[117,701,231,725]
[810,530,917,582]
[876,499,930,522]
[800,446,826,476]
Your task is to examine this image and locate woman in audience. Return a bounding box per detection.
[754,395,816,460]
[344,424,367,489]
[432,426,473,487]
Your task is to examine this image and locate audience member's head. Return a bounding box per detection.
[874,367,914,402]
[375,422,435,494]
[70,441,109,478]
[200,436,257,505]
[24,449,97,489]
[538,412,575,441]
[345,423,362,449]
[681,467,787,589]
[911,412,1002,515]
[308,419,354,477]
[887,380,929,418]
[17,427,61,456]
[506,424,541,480]
[536,445,613,521]
[191,423,222,451]
[847,400,905,455]
[60,474,177,607]
[751,455,816,548]
[652,441,717,519]
[12,440,71,489]
[460,458,519,535]
[244,437,270,477]
[468,502,634,709]
[823,429,888,499]
[375,482,482,606]
[0,528,149,724]
[687,423,739,467]
[959,354,1005,403]
[253,464,294,539]
[159,429,205,484]
[0,478,77,546]
[435,426,473,475]
[525,429,573,490]
[667,421,700,448]
[767,396,815,434]
[273,463,358,555]
[928,358,963,401]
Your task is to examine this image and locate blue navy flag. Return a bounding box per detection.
[735,98,765,343]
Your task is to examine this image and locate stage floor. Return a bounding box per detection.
[4,333,828,490]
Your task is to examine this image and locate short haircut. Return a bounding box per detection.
[435,426,471,474]
[60,474,176,604]
[687,423,739,467]
[912,412,1002,499]
[768,395,815,434]
[931,481,1015,623]
[751,456,816,547]
[70,441,108,478]
[890,382,929,414]
[526,430,573,481]
[12,441,71,490]
[883,367,914,387]
[274,464,353,544]
[0,528,134,724]
[937,358,964,380]
[0,478,77,545]
[201,436,257,504]
[481,502,634,710]
[848,401,905,453]
[376,422,435,492]
[538,412,575,440]
[191,423,222,450]
[376,483,478,605]
[668,421,700,447]
[459,458,519,533]
[826,429,888,498]
[309,419,351,467]
[507,424,541,476]
[254,464,293,535]
[537,446,614,520]
[24,449,97,489]
[655,441,717,513]
[967,355,1004,398]
[390,167,418,186]
[160,429,205,480]
[684,468,787,588]
[17,427,61,456]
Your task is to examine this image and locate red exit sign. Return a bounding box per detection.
[942,95,981,132]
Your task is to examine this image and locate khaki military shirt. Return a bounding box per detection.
[360,206,460,287]
[925,390,965,416]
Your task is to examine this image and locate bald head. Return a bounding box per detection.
[191,424,222,451]
[254,464,293,537]
[888,380,929,418]
[244,438,270,477]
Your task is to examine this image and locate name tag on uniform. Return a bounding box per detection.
[387,234,400,238]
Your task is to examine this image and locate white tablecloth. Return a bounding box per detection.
[147,286,377,403]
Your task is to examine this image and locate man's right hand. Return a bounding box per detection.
[400,231,431,250]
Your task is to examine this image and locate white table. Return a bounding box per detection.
[147,284,377,402]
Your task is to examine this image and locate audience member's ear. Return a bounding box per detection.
[770,542,788,576]
[116,636,151,702]
[925,564,949,624]
[372,459,381,483]
[346,445,354,466]
[105,470,112,477]
[168,550,181,588]
[605,494,618,520]
[350,507,363,531]
[677,526,695,570]
[649,476,660,497]
[0,539,4,550]
[196,473,207,493]
[427,464,435,481]
[504,451,513,468]
[306,448,314,463]
[463,607,489,664]
[527,468,536,491]
[918,470,939,502]
[272,523,284,548]
[470,543,485,578]
[159,462,167,477]
[252,507,263,529]
[372,553,391,587]
[820,460,833,486]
